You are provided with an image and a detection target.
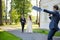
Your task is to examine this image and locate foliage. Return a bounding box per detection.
[2,0,5,11]
[2,0,5,19]
[12,0,32,16]
[10,0,32,23]
[11,8,20,23]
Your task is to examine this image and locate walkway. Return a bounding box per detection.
[1,26,60,40]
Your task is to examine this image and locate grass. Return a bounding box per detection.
[0,31,22,40]
[33,29,60,37]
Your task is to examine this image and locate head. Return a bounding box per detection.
[53,5,59,10]
[28,15,32,21]
[21,15,24,18]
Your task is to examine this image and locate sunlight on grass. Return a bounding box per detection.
[0,31,22,40]
[0,28,4,32]
[33,29,60,37]
[0,30,4,32]
[2,23,39,29]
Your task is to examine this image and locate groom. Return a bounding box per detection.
[33,5,60,40]
[20,15,26,33]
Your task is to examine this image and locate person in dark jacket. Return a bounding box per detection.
[20,15,26,33]
[33,5,60,40]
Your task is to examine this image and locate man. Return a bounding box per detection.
[33,5,60,40]
[20,15,26,33]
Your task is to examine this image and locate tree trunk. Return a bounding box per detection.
[0,0,3,25]
[36,0,38,24]
[39,0,41,27]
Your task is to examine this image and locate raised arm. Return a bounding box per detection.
[33,6,56,15]
[43,9,56,15]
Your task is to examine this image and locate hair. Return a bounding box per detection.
[53,5,59,10]
[29,15,32,21]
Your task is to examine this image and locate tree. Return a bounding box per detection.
[12,0,32,16]
[2,0,5,24]
[0,0,3,25]
[39,0,41,27]
[11,8,20,23]
[36,0,39,24]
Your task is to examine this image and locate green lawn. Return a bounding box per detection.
[0,31,22,40]
[33,29,60,37]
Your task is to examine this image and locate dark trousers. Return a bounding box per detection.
[21,23,25,32]
[48,29,57,40]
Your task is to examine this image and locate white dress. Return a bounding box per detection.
[26,18,32,33]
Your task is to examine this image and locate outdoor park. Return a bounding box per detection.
[0,0,60,40]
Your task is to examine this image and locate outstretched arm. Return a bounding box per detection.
[33,6,56,15]
[43,9,56,15]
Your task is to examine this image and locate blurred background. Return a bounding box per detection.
[0,0,60,29]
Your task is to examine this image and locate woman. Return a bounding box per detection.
[26,15,32,33]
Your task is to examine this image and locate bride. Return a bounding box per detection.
[26,15,32,33]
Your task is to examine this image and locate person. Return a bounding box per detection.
[20,15,26,33]
[26,15,32,33]
[33,5,60,40]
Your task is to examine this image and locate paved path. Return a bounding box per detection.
[8,30,47,40]
[1,27,60,40]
